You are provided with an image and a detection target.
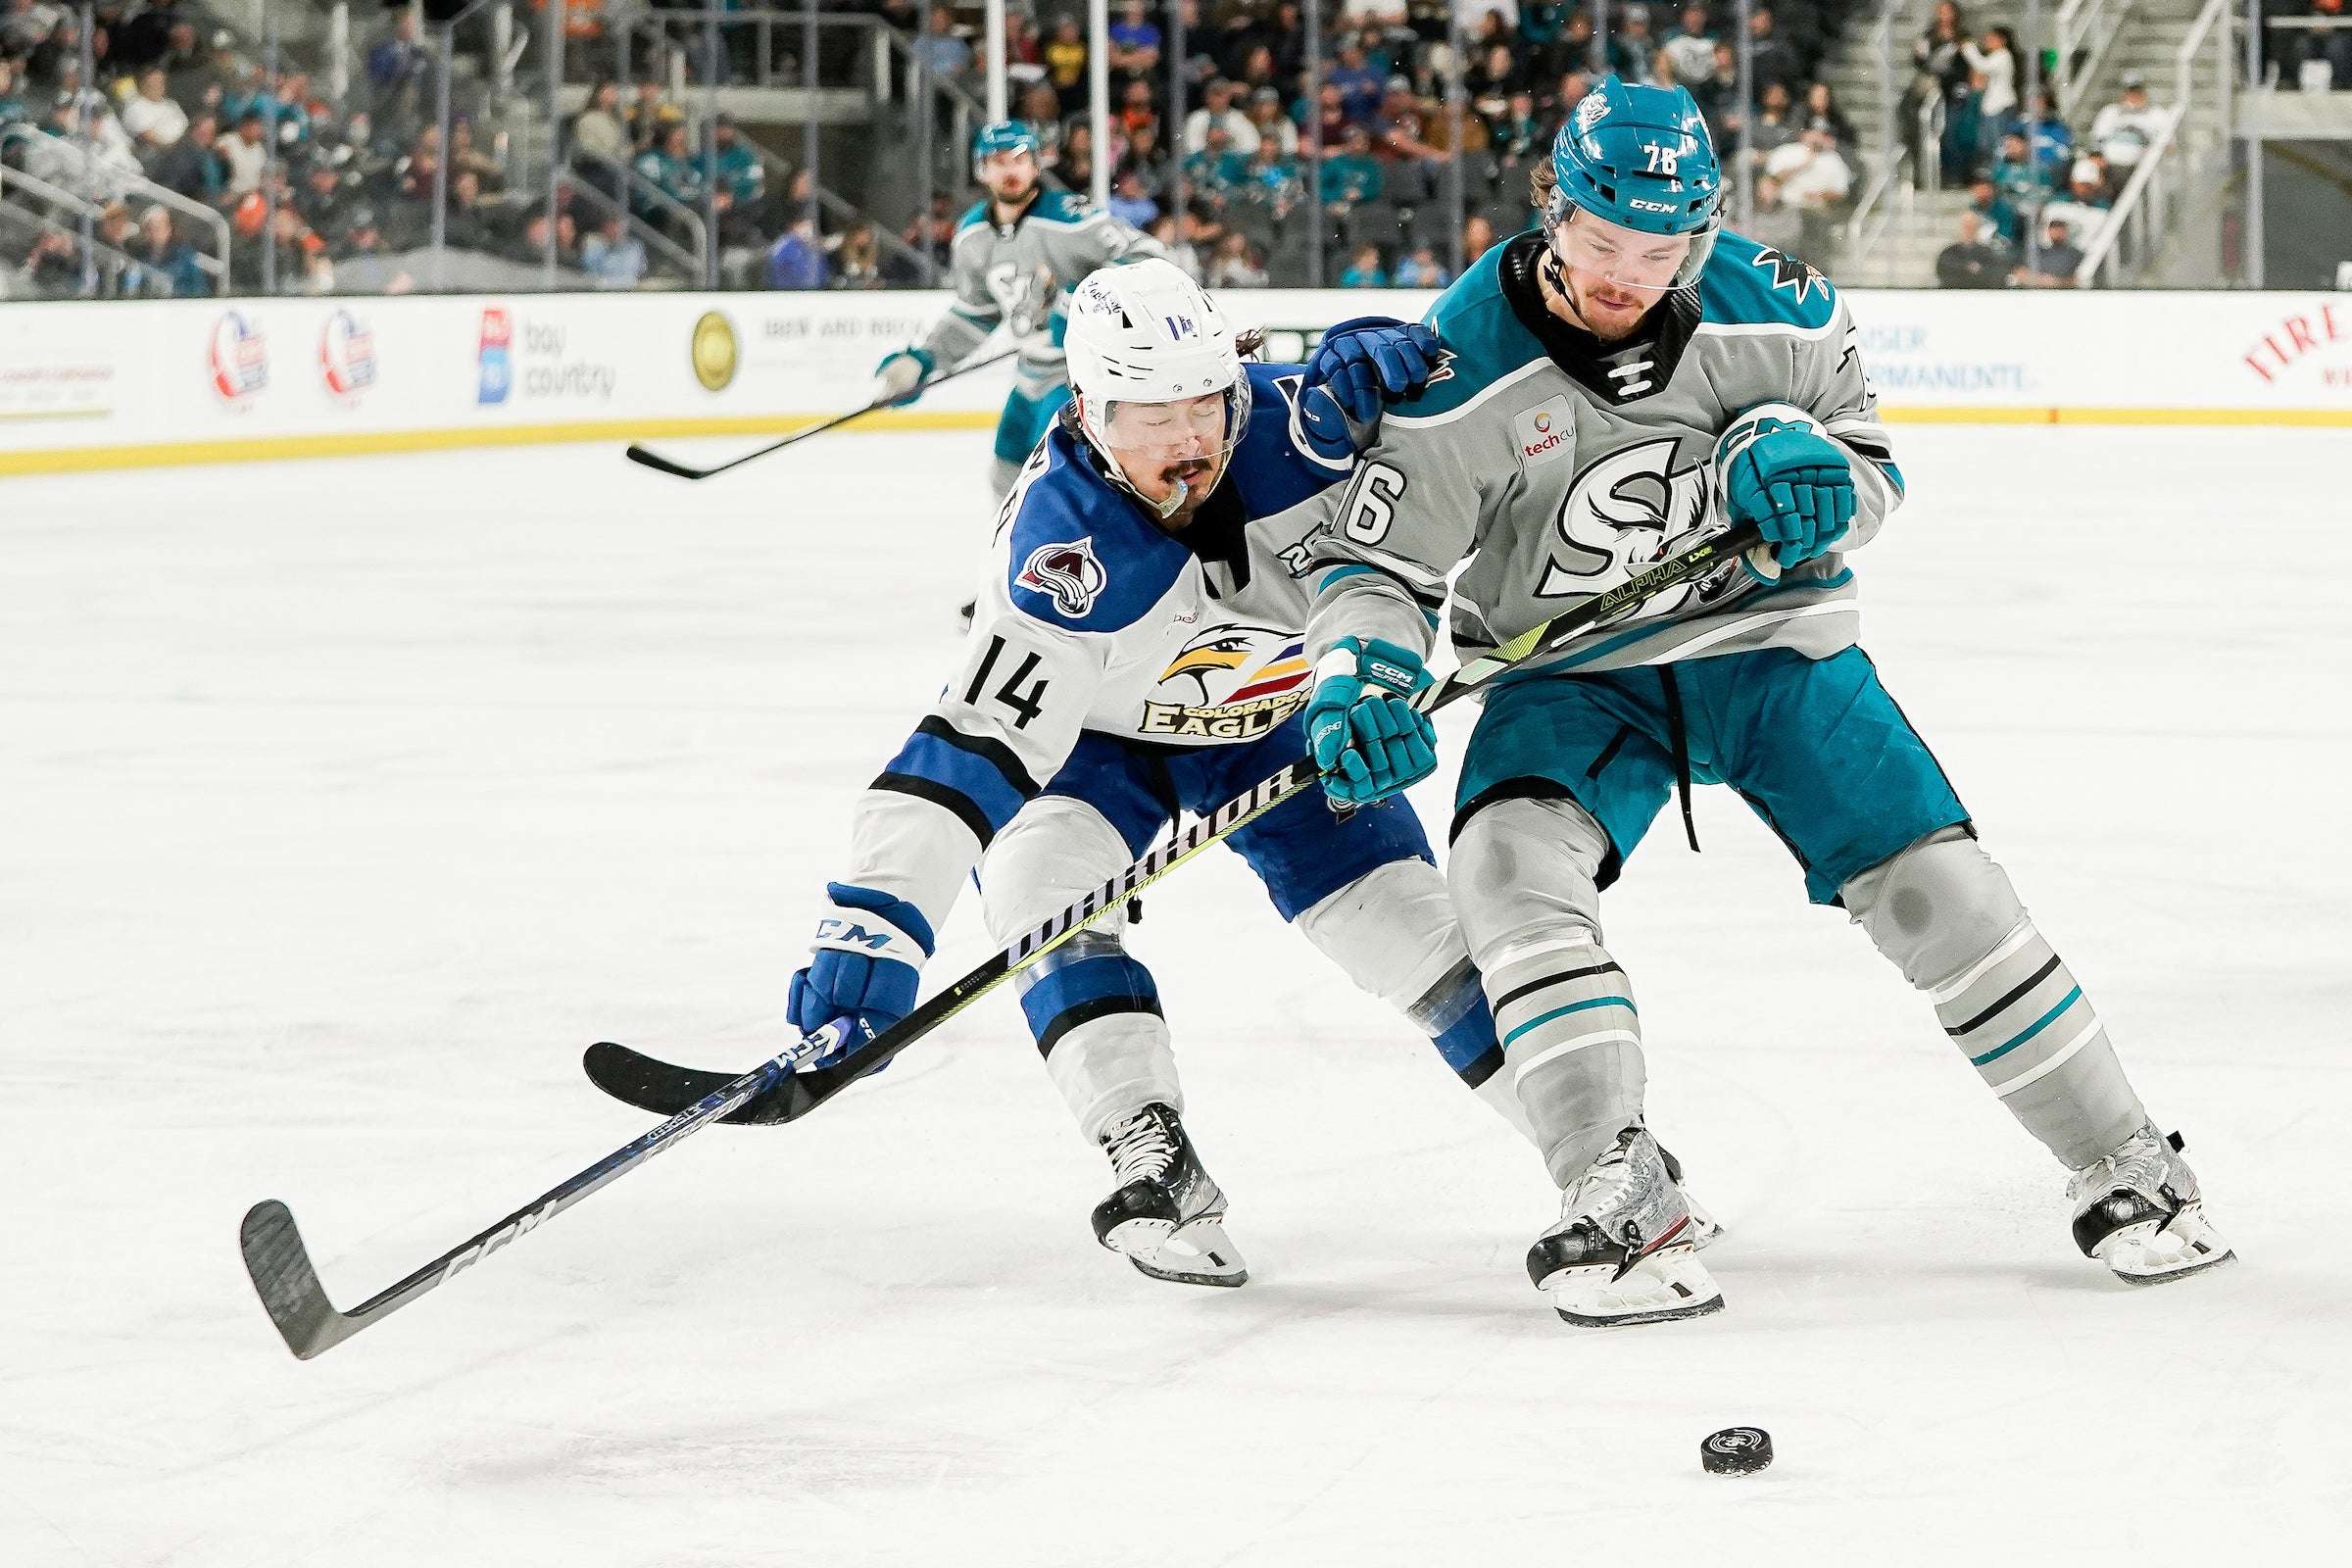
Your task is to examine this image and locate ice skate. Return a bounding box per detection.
[1091,1103,1248,1288]
[1655,1141,1725,1250]
[1527,1126,1724,1327]
[2068,1124,2234,1286]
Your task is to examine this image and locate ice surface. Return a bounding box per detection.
[3,425,2346,1566]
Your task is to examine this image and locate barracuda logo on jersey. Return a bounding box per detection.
[1533,437,1724,608]
[1141,627,1311,739]
[1749,246,1827,303]
[1017,537,1107,616]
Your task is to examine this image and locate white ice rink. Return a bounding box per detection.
[6,423,2347,1566]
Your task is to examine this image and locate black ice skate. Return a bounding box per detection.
[2068,1124,2235,1286]
[1527,1125,1725,1327]
[1091,1103,1247,1288]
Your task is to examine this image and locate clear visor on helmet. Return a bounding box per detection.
[1544,198,1717,293]
[975,147,1037,186]
[1088,377,1253,515]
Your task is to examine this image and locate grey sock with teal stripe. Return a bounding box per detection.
[1846,828,2147,1169]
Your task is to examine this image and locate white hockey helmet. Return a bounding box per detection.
[1063,259,1252,516]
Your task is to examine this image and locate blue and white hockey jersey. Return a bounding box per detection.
[839,361,1363,936]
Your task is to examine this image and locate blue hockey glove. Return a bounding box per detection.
[1305,637,1439,806]
[787,883,934,1069]
[1304,317,1446,424]
[1718,419,1856,570]
[872,348,935,408]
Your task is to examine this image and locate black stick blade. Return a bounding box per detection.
[240,1200,358,1360]
[583,1042,811,1125]
[623,443,715,480]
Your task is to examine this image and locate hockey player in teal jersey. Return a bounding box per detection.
[1302,78,2231,1327]
[875,122,1167,505]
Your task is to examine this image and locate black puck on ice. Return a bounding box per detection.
[1699,1427,1774,1476]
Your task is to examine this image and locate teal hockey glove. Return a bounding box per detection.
[1718,415,1856,570]
[872,348,935,408]
[1306,637,1439,805]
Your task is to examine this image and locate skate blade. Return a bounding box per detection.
[1105,1214,1249,1289]
[1539,1247,1724,1328]
[2096,1205,2236,1287]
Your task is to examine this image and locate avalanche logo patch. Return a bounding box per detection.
[1016,537,1108,618]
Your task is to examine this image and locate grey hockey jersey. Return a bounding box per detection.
[920,189,1166,378]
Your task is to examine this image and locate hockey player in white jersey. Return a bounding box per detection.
[790,261,1535,1288]
[874,122,1167,506]
[1303,78,2231,1326]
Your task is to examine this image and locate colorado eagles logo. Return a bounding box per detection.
[1016,538,1108,616]
[1535,438,1730,615]
[1141,626,1311,740]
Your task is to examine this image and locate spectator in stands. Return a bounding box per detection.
[120,65,185,161]
[1486,86,1545,162]
[1321,124,1384,211]
[440,169,493,253]
[1746,172,1806,256]
[629,82,683,151]
[220,107,268,197]
[1044,18,1088,116]
[1060,121,1096,195]
[1116,77,1158,141]
[1936,209,2009,287]
[1124,122,1168,196]
[767,212,827,288]
[1769,123,1853,257]
[832,220,883,289]
[1962,24,2016,137]
[1328,41,1384,124]
[710,117,763,212]
[1244,84,1298,158]
[904,190,956,273]
[634,122,705,225]
[1393,241,1448,287]
[19,229,83,298]
[1803,82,1858,161]
[909,7,971,81]
[447,119,501,193]
[1904,1,1970,175]
[2039,158,2112,253]
[129,201,209,296]
[1663,6,1719,87]
[571,80,626,174]
[1462,212,1495,267]
[1339,241,1387,287]
[1185,121,1247,197]
[149,110,223,201]
[1746,8,1805,97]
[1107,1,1161,83]
[1108,165,1159,227]
[2016,87,2074,175]
[1940,70,1984,183]
[1238,138,1302,218]
[1693,40,1743,149]
[367,12,428,131]
[297,150,358,238]
[334,208,415,295]
[1205,229,1268,287]
[1372,75,1445,169]
[1966,174,2023,251]
[1185,77,1257,156]
[2280,0,2352,90]
[581,211,647,289]
[1989,128,2050,215]
[1614,6,1662,85]
[2088,71,2164,177]
[1467,41,1522,117]
[0,60,25,127]
[296,231,336,295]
[2016,216,2082,286]
[1303,79,1350,154]
[1749,82,1800,163]
[1149,211,1198,280]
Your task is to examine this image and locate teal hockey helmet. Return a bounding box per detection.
[1545,77,1723,291]
[972,120,1042,179]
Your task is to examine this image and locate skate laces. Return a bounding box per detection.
[1104,1107,1179,1186]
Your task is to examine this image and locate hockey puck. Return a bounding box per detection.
[1699,1427,1773,1476]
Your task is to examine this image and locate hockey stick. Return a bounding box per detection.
[582,519,1771,1125]
[236,522,1759,1359]
[623,347,1019,481]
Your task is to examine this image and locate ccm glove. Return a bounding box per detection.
[1303,318,1446,423]
[787,882,934,1068]
[871,348,934,408]
[1305,637,1439,806]
[1717,415,1857,570]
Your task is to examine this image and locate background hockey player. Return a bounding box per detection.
[1302,78,2231,1328]
[873,122,1167,508]
[792,261,1524,1289]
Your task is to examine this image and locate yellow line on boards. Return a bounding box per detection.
[5,405,2349,476]
[0,411,1002,477]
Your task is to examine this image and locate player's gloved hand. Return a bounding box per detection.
[1718,420,1856,570]
[1306,637,1439,805]
[1304,318,1446,423]
[871,348,934,409]
[787,882,934,1070]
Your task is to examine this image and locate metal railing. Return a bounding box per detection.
[1844,87,1944,278]
[0,124,235,283]
[0,177,174,297]
[562,152,705,282]
[2053,0,2141,119]
[2076,0,2233,286]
